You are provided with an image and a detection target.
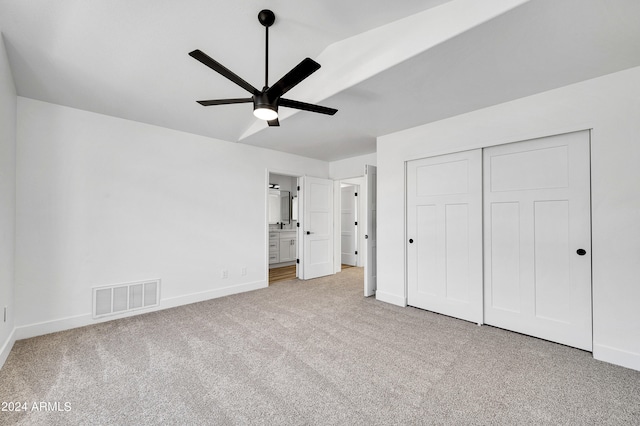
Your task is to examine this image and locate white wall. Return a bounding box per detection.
[15,98,328,338]
[377,65,640,371]
[0,32,17,367]
[329,152,376,180]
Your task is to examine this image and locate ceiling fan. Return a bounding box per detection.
[189,9,337,127]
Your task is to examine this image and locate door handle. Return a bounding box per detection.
[577,248,586,256]
[365,235,368,239]
[306,231,313,235]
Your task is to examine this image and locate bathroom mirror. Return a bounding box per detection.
[280,191,291,224]
[268,190,291,224]
[268,189,280,224]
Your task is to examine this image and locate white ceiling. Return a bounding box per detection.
[1,0,640,161]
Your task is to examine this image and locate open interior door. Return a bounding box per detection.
[341,185,358,266]
[364,165,377,296]
[299,176,334,280]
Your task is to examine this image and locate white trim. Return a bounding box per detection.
[593,343,640,372]
[334,180,341,273]
[161,279,266,309]
[376,291,406,307]
[15,313,94,340]
[0,328,16,369]
[14,280,266,341]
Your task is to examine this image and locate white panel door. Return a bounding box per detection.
[484,131,592,351]
[407,150,483,324]
[364,165,377,297]
[341,185,357,266]
[301,176,334,280]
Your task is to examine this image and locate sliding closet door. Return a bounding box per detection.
[407,150,483,324]
[483,131,592,350]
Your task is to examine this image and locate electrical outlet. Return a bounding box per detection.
[241,267,247,276]
[221,269,228,279]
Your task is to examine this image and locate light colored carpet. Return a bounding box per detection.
[1,267,639,425]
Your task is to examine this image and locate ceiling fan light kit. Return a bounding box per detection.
[253,93,278,121]
[253,105,278,121]
[190,9,337,127]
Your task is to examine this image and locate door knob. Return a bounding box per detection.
[306,231,313,235]
[365,235,368,239]
[409,239,414,244]
[577,249,586,256]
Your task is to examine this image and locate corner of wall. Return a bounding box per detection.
[375,291,406,307]
[0,29,18,370]
[0,327,16,369]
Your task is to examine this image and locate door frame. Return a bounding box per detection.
[265,169,302,283]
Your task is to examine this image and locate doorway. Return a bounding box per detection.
[337,164,377,297]
[267,172,338,284]
[340,183,359,267]
[268,172,300,284]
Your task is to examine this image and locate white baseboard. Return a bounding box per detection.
[15,313,93,340]
[375,291,407,307]
[593,343,640,372]
[14,280,267,341]
[161,279,266,309]
[0,328,16,369]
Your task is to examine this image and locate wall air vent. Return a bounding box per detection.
[92,279,160,319]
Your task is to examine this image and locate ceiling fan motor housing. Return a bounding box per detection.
[253,92,278,115]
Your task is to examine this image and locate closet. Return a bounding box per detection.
[406,131,592,350]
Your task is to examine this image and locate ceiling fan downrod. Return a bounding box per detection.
[258,9,275,89]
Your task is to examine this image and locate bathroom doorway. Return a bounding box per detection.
[267,172,299,284]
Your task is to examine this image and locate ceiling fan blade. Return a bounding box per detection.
[279,98,338,115]
[189,49,259,96]
[267,118,280,127]
[266,58,321,99]
[196,98,253,106]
